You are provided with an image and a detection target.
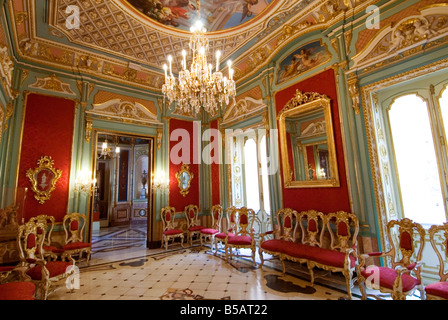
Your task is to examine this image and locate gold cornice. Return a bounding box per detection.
[8,0,375,91]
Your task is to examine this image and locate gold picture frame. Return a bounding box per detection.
[175,164,194,197]
[26,156,62,204]
[278,90,339,188]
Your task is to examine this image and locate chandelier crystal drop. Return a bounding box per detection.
[162,20,236,117]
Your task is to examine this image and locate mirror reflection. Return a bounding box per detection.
[279,91,339,188]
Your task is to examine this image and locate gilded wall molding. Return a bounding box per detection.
[360,57,448,254]
[351,5,448,74]
[28,74,76,96]
[87,98,161,126]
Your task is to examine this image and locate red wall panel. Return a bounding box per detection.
[17,93,75,222]
[169,118,200,211]
[210,119,220,206]
[275,69,351,213]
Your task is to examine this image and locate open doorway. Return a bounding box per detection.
[91,132,155,258]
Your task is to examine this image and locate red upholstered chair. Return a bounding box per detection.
[161,206,184,250]
[200,204,224,250]
[0,282,36,300]
[225,207,257,266]
[16,220,75,300]
[61,213,92,265]
[184,204,204,246]
[29,215,62,261]
[357,218,426,300]
[213,206,236,256]
[259,208,298,267]
[322,211,359,300]
[425,222,448,300]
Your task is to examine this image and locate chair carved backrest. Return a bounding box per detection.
[233,207,256,237]
[225,206,237,233]
[161,206,177,231]
[428,222,448,282]
[386,218,425,276]
[210,205,224,231]
[326,211,359,252]
[29,215,55,247]
[184,204,200,228]
[274,208,298,242]
[63,213,87,244]
[17,220,46,263]
[298,210,325,247]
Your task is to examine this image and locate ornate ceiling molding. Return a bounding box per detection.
[9,0,373,92]
[350,4,448,74]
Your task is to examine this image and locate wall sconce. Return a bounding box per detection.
[74,170,97,195]
[152,171,169,193]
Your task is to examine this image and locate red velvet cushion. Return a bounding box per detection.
[188,226,205,231]
[361,266,421,292]
[62,242,91,250]
[200,228,219,235]
[227,235,252,245]
[0,266,15,272]
[214,232,234,239]
[312,247,356,269]
[338,222,348,236]
[400,231,412,251]
[0,282,35,300]
[70,220,79,231]
[284,216,291,228]
[308,219,317,232]
[261,239,289,253]
[26,261,73,280]
[283,243,320,260]
[425,281,448,299]
[163,229,183,236]
[43,245,65,254]
[27,234,36,250]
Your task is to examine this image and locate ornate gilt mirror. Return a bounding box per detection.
[175,164,194,197]
[278,90,339,188]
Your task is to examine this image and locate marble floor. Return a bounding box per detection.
[47,224,365,301]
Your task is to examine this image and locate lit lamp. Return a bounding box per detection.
[74,170,97,195]
[161,16,236,116]
[319,168,326,179]
[152,171,169,193]
[98,140,120,159]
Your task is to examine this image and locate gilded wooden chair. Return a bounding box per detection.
[259,208,298,268]
[184,204,204,246]
[213,206,236,256]
[200,204,224,250]
[29,215,61,261]
[320,211,359,300]
[425,222,448,300]
[161,206,184,250]
[16,220,75,300]
[357,218,425,300]
[225,207,257,266]
[61,213,92,265]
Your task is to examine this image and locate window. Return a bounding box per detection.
[388,94,446,225]
[229,128,271,216]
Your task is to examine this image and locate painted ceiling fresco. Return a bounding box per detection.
[125,0,273,32]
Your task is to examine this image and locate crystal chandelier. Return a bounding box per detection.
[162,19,236,117]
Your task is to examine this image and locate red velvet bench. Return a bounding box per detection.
[259,209,359,299]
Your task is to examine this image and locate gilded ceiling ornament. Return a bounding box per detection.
[352,5,448,73]
[26,156,62,205]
